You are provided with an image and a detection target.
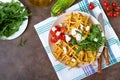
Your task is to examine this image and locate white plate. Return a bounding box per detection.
[0,0,28,40]
[48,11,104,66]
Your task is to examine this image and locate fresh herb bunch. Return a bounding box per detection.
[76,24,105,54]
[0,0,28,38]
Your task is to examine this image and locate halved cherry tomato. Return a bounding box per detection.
[88,3,95,10]
[112,2,118,7]
[61,26,66,33]
[59,34,65,40]
[103,1,109,7]
[50,30,56,36]
[50,36,58,43]
[55,26,61,31]
[50,25,62,36]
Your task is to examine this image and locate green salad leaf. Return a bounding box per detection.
[76,24,105,54]
[70,37,77,46]
[0,0,28,38]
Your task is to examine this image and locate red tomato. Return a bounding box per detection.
[103,1,109,7]
[114,6,120,12]
[113,13,119,17]
[112,2,118,7]
[50,30,56,36]
[107,11,113,17]
[106,6,112,11]
[116,12,119,15]
[119,6,120,11]
[59,34,65,40]
[61,26,66,33]
[115,12,119,16]
[88,3,95,10]
[55,26,61,31]
[50,36,58,43]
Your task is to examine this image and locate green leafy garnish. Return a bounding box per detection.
[76,30,84,36]
[76,24,105,54]
[70,37,77,45]
[0,0,28,38]
[18,38,27,47]
[76,46,82,54]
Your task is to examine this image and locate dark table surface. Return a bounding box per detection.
[0,0,120,80]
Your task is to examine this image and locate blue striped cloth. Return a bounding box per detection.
[34,0,120,80]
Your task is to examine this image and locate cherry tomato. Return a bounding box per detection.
[50,36,58,43]
[103,1,109,7]
[107,11,113,17]
[55,26,61,31]
[112,2,118,7]
[115,12,119,16]
[113,12,119,17]
[61,26,66,33]
[88,3,95,10]
[113,13,118,17]
[50,30,56,36]
[106,6,112,11]
[114,6,120,11]
[119,6,120,11]
[59,34,65,40]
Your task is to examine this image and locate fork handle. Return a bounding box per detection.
[104,44,110,65]
[97,55,102,74]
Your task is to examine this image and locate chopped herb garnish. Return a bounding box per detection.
[71,37,77,45]
[76,46,82,54]
[76,30,84,36]
[18,38,27,47]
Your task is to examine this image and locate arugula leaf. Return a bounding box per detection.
[18,38,27,47]
[76,24,105,53]
[76,30,84,36]
[71,37,77,45]
[76,46,82,54]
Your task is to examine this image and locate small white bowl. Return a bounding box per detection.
[0,0,28,40]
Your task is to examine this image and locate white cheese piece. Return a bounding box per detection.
[51,27,56,32]
[80,24,84,30]
[64,23,67,26]
[101,32,104,37]
[65,35,71,43]
[63,46,67,54]
[94,38,98,42]
[56,31,61,36]
[55,40,61,44]
[75,33,82,42]
[82,37,85,40]
[71,28,78,36]
[71,58,76,62]
[86,26,90,31]
[82,36,86,40]
[59,23,63,27]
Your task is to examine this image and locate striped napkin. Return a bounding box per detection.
[34,0,120,80]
